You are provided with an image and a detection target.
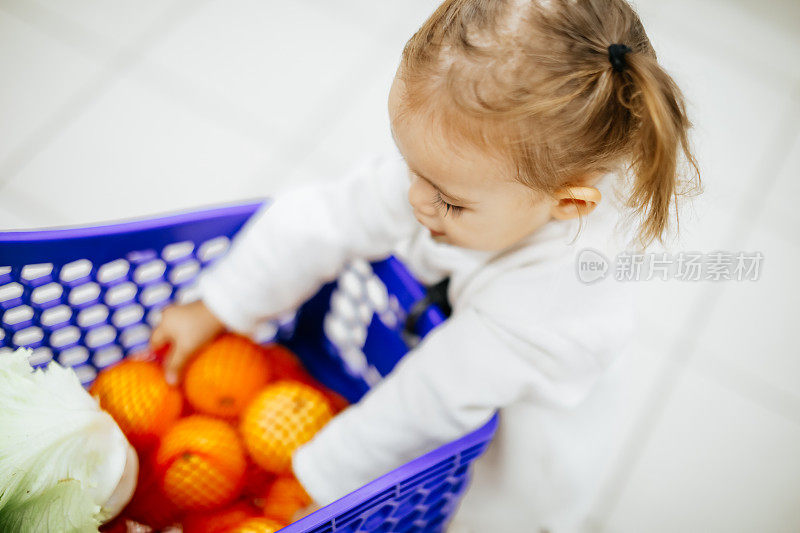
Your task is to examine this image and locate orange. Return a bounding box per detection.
[184,333,272,418]
[263,344,308,383]
[99,516,127,533]
[242,461,276,501]
[124,451,184,529]
[240,381,333,474]
[91,359,182,450]
[181,501,261,533]
[229,517,286,533]
[156,415,247,511]
[264,344,350,413]
[99,517,153,533]
[262,475,312,524]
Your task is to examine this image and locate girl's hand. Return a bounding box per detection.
[291,502,322,522]
[149,299,225,384]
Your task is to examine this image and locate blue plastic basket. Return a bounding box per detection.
[0,201,497,533]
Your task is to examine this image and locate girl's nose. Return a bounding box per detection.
[408,174,437,217]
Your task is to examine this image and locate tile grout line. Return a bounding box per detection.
[3,47,396,225]
[0,0,212,194]
[236,0,417,186]
[242,2,427,188]
[111,35,398,185]
[0,0,402,211]
[590,86,800,530]
[692,352,800,427]
[243,52,398,190]
[646,4,800,92]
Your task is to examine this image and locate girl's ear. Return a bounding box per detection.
[550,186,602,220]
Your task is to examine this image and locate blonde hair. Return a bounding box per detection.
[400,0,701,246]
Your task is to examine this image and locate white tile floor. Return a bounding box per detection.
[1,0,799,530]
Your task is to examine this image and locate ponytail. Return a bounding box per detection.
[400,0,701,247]
[620,52,701,246]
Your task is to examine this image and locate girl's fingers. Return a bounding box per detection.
[164,360,179,386]
[151,342,172,361]
[149,325,168,350]
[163,345,184,386]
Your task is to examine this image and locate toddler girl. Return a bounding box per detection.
[151,0,699,530]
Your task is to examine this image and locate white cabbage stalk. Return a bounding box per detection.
[0,348,138,532]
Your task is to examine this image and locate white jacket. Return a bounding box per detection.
[198,151,635,532]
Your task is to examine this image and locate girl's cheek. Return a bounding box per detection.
[449,218,480,247]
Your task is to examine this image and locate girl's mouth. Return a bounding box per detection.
[429,229,445,237]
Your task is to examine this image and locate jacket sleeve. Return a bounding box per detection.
[197,153,417,333]
[290,295,609,506]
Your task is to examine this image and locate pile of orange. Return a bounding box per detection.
[93,333,348,532]
[241,381,333,474]
[184,334,273,418]
[91,359,182,450]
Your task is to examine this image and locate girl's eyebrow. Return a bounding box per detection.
[390,123,474,206]
[415,172,472,206]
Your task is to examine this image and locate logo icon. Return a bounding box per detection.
[576,248,609,284]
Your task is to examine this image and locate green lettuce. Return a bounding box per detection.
[0,349,131,532]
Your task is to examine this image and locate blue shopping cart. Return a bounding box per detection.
[0,201,498,533]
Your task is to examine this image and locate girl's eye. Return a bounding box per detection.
[432,191,464,217]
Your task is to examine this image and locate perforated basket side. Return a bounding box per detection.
[280,256,448,405]
[0,201,266,383]
[277,256,498,532]
[284,413,499,533]
[0,201,499,532]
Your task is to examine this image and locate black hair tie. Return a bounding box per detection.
[608,43,632,72]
